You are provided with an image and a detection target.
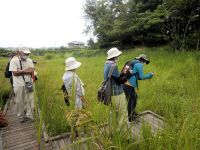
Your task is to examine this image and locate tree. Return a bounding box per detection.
[83,0,199,49]
[161,0,200,50]
[87,38,97,49]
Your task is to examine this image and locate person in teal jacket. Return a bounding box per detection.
[123,54,154,122]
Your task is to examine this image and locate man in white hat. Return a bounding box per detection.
[9,48,35,122]
[62,57,85,108]
[123,54,154,122]
[104,47,131,130]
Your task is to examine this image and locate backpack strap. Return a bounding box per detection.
[132,61,139,90]
[108,64,116,79]
[107,64,115,104]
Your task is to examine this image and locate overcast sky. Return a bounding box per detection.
[0,0,90,48]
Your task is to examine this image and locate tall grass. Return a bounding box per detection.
[0,59,11,109]
[31,47,200,149]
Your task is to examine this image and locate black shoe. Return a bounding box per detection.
[133,116,140,123]
[133,112,138,117]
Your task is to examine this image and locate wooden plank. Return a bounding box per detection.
[1,96,51,150]
[2,126,35,135]
[63,139,72,150]
[7,140,38,150]
[138,110,165,121]
[4,132,36,146]
[131,118,144,139]
[48,132,71,142]
[0,134,3,150]
[4,135,36,145]
[64,138,71,145]
[142,114,164,128]
[130,110,165,140]
[58,139,67,149]
[52,141,60,150]
[3,97,10,115]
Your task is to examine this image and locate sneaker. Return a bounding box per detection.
[19,117,25,123]
[24,117,34,123]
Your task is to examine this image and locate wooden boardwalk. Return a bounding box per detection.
[0,97,164,150]
[131,110,165,139]
[0,98,51,150]
[43,110,165,150]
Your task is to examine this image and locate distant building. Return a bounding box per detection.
[67,41,85,48]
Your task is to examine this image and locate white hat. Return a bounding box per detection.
[19,48,31,54]
[135,54,150,64]
[107,47,122,59]
[65,57,81,71]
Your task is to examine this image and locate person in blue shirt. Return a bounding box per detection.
[123,54,154,122]
[104,47,131,130]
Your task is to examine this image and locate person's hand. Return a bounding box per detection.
[80,96,85,102]
[80,96,87,103]
[17,69,23,74]
[150,72,155,76]
[80,96,88,108]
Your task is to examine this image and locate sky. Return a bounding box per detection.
[0,0,91,48]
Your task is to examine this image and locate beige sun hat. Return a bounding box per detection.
[107,47,122,59]
[135,54,150,64]
[65,57,81,71]
[19,48,31,54]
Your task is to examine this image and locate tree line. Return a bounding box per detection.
[84,0,200,50]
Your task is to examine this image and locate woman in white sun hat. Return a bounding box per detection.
[62,57,85,108]
[104,47,131,130]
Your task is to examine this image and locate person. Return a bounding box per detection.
[123,54,154,122]
[5,52,17,87]
[9,48,35,123]
[62,57,85,109]
[104,47,131,130]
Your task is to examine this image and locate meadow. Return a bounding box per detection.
[1,47,200,149]
[0,59,11,109]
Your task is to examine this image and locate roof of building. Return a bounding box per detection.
[67,41,85,45]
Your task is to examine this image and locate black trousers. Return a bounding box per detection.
[123,84,137,122]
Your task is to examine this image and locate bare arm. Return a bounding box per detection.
[12,68,34,76]
[22,68,34,75]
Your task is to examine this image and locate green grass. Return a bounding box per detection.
[1,47,200,149]
[34,47,200,149]
[0,59,11,109]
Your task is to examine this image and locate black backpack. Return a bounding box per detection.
[121,60,133,74]
[4,62,12,78]
[97,64,115,105]
[121,60,139,89]
[61,83,70,106]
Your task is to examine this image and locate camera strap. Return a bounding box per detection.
[19,58,26,82]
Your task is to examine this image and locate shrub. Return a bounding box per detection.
[45,54,54,60]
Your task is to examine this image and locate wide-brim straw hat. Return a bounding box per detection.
[135,54,150,64]
[107,47,122,59]
[65,57,81,71]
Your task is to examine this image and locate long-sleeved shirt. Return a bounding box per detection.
[104,61,124,96]
[128,60,153,88]
[62,71,85,108]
